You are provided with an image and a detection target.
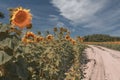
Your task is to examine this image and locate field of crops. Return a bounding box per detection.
[0,7,86,80]
[96,43,120,51]
[84,42,120,51]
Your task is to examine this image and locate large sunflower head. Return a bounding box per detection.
[10,7,32,29]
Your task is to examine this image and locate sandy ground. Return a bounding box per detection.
[83,45,120,80]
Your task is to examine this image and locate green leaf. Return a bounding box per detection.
[0,24,10,32]
[16,56,29,80]
[0,51,12,65]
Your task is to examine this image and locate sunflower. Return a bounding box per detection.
[34,36,44,42]
[46,34,54,41]
[22,37,27,43]
[65,35,71,41]
[25,31,36,39]
[53,27,58,32]
[39,36,44,41]
[10,7,32,29]
[22,37,34,44]
[71,39,76,45]
[22,31,36,44]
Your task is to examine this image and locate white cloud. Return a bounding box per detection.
[51,0,107,23]
[51,0,120,35]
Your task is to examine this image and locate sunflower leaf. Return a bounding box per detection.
[0,51,12,65]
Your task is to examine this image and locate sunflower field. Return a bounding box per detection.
[0,7,86,80]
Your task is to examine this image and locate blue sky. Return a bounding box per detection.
[0,0,120,37]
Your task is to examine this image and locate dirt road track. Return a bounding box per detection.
[83,45,120,80]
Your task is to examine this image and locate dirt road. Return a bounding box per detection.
[83,45,120,80]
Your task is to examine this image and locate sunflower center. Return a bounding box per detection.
[14,10,27,24]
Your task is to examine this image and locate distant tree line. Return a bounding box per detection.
[83,34,120,42]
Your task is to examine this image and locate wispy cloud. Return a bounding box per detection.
[51,0,107,23]
[51,0,120,35]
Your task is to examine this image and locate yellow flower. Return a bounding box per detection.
[22,31,36,44]
[39,36,44,41]
[10,7,32,29]
[65,35,71,41]
[71,39,76,45]
[34,36,44,42]
[46,34,54,41]
[22,37,34,44]
[22,37,27,43]
[25,31,36,39]
[69,38,76,45]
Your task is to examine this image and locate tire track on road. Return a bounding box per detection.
[84,45,120,80]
